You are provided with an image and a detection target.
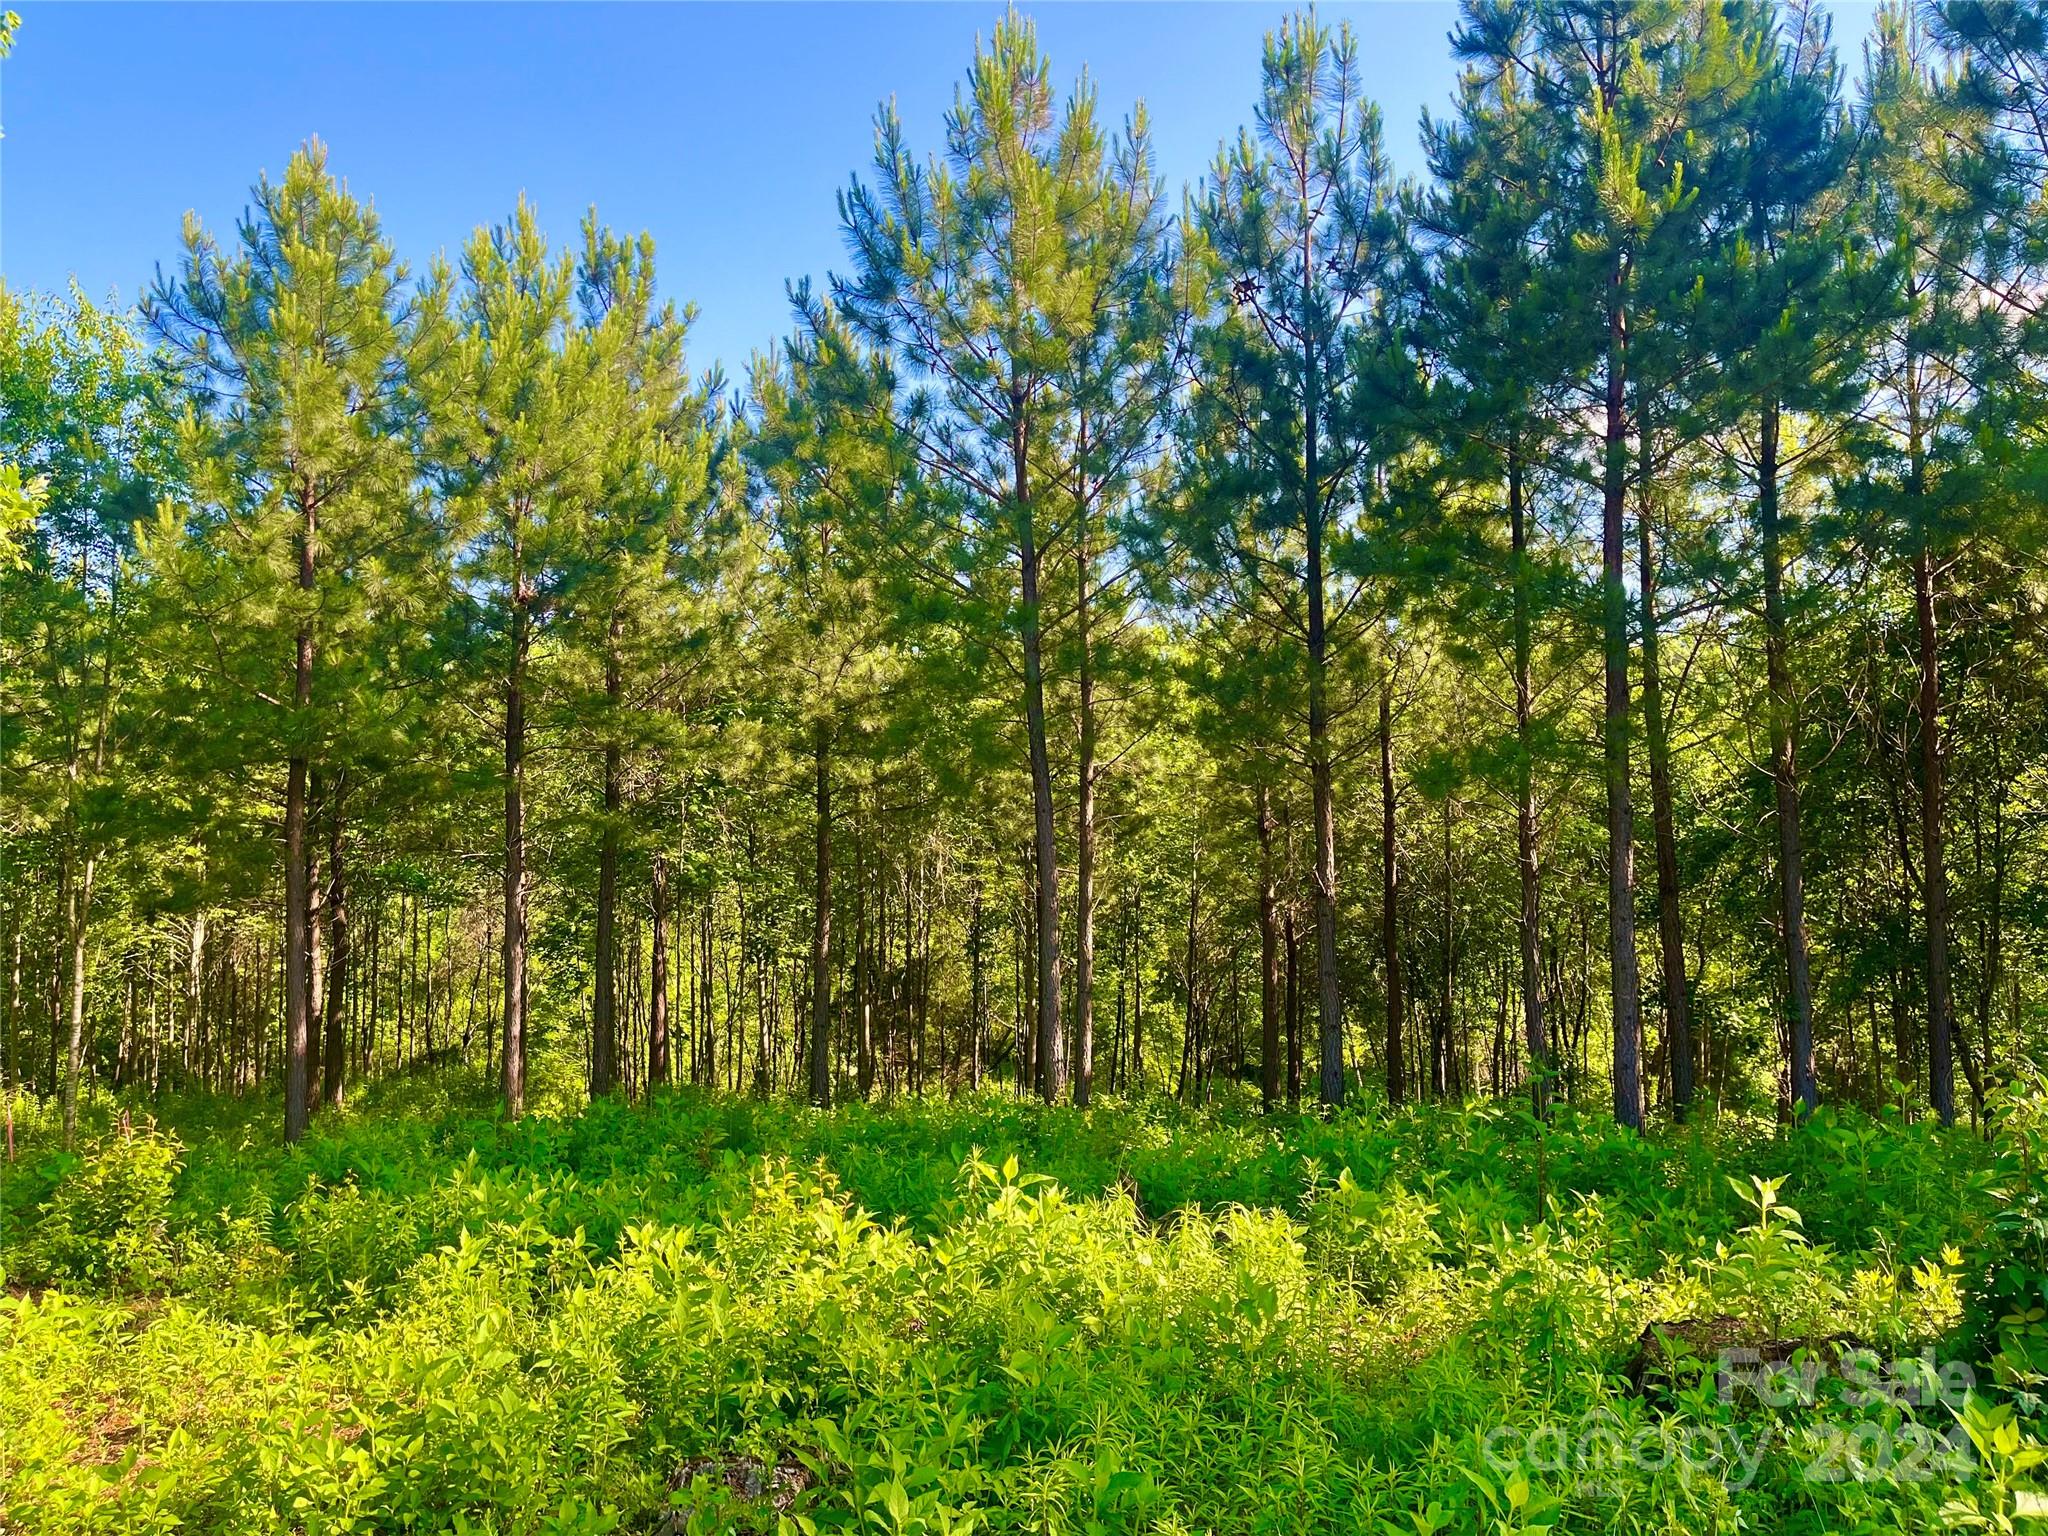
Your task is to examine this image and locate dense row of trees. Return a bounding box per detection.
[6,0,2048,1144]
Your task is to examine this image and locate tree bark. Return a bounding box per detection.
[591,610,623,1099]
[968,876,986,1091]
[1509,448,1548,1116]
[283,485,318,1145]
[1915,540,1955,1126]
[809,721,833,1107]
[501,521,530,1120]
[1380,679,1404,1105]
[1256,781,1282,1112]
[649,855,671,1088]
[1016,399,1064,1103]
[1759,398,1816,1116]
[1285,906,1302,1107]
[1602,278,1645,1132]
[1306,395,1344,1107]
[1072,557,1098,1109]
[1635,398,1691,1118]
[61,856,95,1148]
[322,773,349,1110]
[1436,795,1454,1100]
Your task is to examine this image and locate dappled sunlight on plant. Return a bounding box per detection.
[6,1083,2048,1533]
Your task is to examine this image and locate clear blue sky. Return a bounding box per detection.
[2,2,1878,385]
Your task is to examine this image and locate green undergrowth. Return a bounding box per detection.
[6,1069,2048,1534]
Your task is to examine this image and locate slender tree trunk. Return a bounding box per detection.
[968,875,986,1091]
[1915,540,1955,1125]
[1899,358,1956,1127]
[1016,407,1064,1102]
[809,722,833,1107]
[1257,781,1282,1113]
[1295,180,1346,1108]
[855,835,874,1099]
[1073,580,1098,1109]
[1072,416,1099,1108]
[1306,466,1344,1104]
[4,923,21,1131]
[1635,398,1691,1119]
[283,487,318,1145]
[1509,449,1548,1115]
[501,522,530,1120]
[591,611,624,1099]
[1130,891,1144,1092]
[1379,679,1404,1105]
[1603,282,1645,1132]
[1179,837,1202,1102]
[185,911,204,1094]
[306,775,325,1106]
[1436,796,1454,1100]
[62,857,95,1148]
[322,773,349,1110]
[1285,907,1302,1107]
[649,856,671,1088]
[1759,398,1816,1116]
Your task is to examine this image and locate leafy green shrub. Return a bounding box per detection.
[1302,1167,1442,1301]
[25,1123,182,1293]
[1,1078,2037,1535]
[1703,1175,1846,1340]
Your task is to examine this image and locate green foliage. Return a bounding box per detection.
[1303,1167,1442,1302]
[2,1081,2037,1534]
[20,1123,182,1292]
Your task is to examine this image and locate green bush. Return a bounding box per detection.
[23,1122,182,1293]
[1,1078,2041,1534]
[1302,1166,1442,1301]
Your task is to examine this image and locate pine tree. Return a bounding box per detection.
[424,198,623,1119]
[0,287,173,1144]
[748,291,905,1107]
[1526,0,1694,1129]
[1848,2,2010,1124]
[1178,10,1410,1106]
[834,11,1164,1102]
[566,218,719,1100]
[1417,0,1595,1115]
[1685,0,1866,1116]
[145,142,418,1143]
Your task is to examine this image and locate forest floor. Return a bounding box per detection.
[4,1063,2048,1535]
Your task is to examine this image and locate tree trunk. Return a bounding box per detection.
[1257,781,1282,1113]
[283,487,318,1145]
[855,837,874,1099]
[1306,489,1344,1106]
[61,855,95,1148]
[968,876,986,1091]
[1436,795,1454,1100]
[1509,448,1548,1115]
[501,524,530,1120]
[322,773,349,1110]
[1915,540,1955,1125]
[1636,397,1691,1119]
[1072,416,1098,1108]
[1285,907,1302,1107]
[809,721,833,1107]
[306,776,325,1107]
[1072,579,1097,1109]
[1017,430,1064,1103]
[649,855,671,1088]
[591,610,624,1099]
[1380,679,1404,1104]
[1179,836,1202,1102]
[1602,281,1645,1132]
[1759,398,1816,1116]
[1297,179,1345,1108]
